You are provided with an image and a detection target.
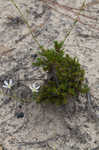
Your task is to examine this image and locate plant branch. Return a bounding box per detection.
[63,0,86,44]
[9,0,41,49]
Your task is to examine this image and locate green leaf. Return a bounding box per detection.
[32,40,88,105]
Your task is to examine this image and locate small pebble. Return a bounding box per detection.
[18,105,22,109]
[15,112,24,119]
[31,54,37,59]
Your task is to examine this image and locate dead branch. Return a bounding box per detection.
[17,134,66,147]
[40,0,99,32]
[85,78,99,120]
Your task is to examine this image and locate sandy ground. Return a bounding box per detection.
[0,0,99,149]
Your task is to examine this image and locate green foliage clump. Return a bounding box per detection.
[33,41,89,105]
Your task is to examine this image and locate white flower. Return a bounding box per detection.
[29,83,40,93]
[3,79,14,89]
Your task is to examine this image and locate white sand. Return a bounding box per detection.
[0,0,99,149]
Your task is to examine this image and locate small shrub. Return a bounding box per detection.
[33,41,89,105]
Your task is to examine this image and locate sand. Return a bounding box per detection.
[0,0,99,149]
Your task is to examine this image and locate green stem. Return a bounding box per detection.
[63,0,86,44]
[9,0,41,49]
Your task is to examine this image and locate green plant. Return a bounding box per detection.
[8,0,88,105]
[33,41,89,105]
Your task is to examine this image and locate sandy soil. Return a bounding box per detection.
[0,0,99,149]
